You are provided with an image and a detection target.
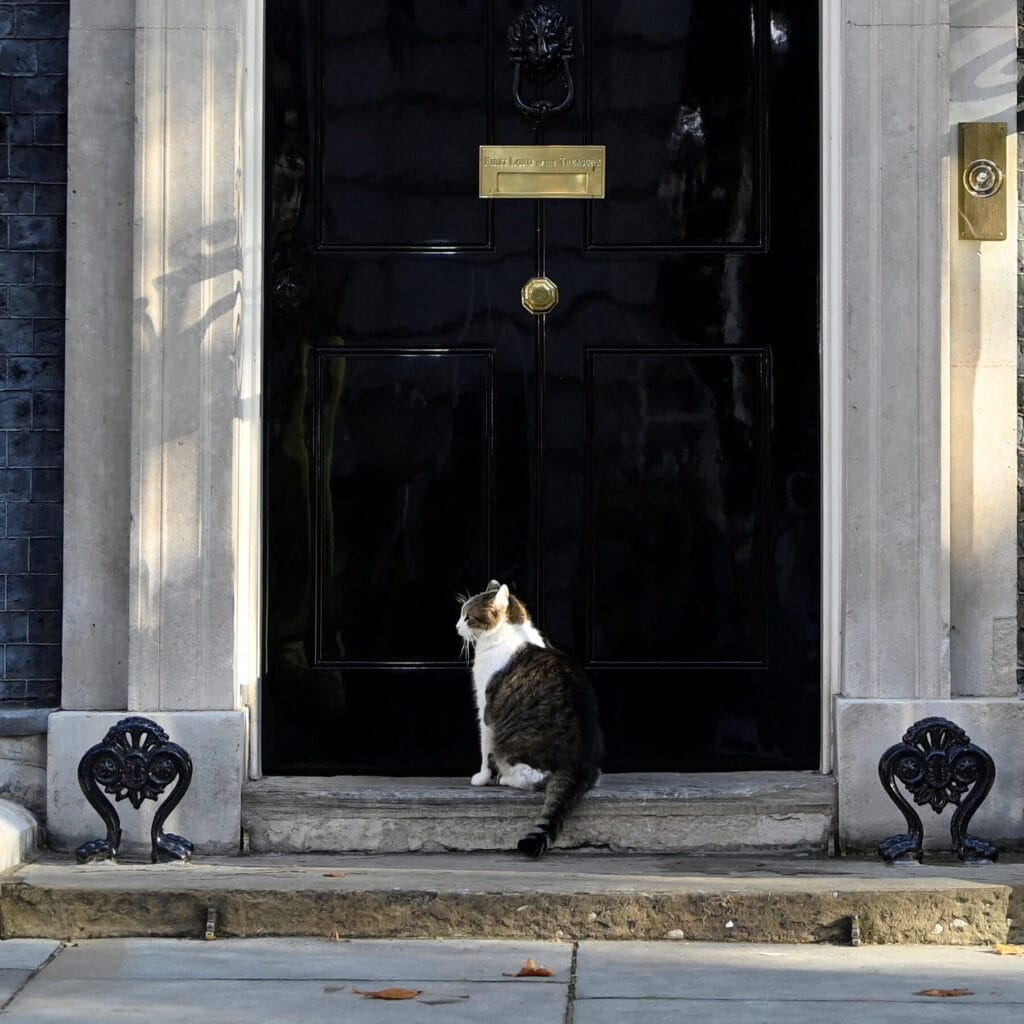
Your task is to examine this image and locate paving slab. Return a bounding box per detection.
[38,936,573,982]
[574,999,1024,1024]
[7,938,1024,1023]
[574,942,1024,1024]
[3,938,570,1024]
[0,940,59,1012]
[0,940,60,971]
[2,977,568,1024]
[0,972,32,1008]
[575,941,1024,1000]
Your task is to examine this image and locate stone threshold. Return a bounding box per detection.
[2,851,1021,945]
[241,772,837,855]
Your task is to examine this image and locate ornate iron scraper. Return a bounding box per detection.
[75,716,194,864]
[877,716,997,864]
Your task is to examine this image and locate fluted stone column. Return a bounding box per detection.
[49,0,258,855]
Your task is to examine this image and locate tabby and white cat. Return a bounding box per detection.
[456,581,602,858]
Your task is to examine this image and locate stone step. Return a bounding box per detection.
[241,772,838,855]
[3,851,1022,945]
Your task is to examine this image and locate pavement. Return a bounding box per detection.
[1,937,1024,1022]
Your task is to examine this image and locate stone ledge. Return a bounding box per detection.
[0,707,52,736]
[243,772,837,856]
[2,851,1021,944]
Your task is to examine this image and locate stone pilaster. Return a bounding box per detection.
[49,1,253,855]
[62,0,132,711]
[841,1,952,700]
[837,0,1024,849]
[129,0,245,713]
[948,0,1018,697]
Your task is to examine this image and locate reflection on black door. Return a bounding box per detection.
[263,2,820,775]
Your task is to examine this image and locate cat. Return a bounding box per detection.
[456,581,603,858]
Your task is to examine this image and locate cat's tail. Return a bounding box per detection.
[517,763,598,859]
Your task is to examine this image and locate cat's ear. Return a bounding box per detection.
[493,584,510,611]
[486,579,501,591]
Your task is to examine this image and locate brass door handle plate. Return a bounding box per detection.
[958,122,1007,241]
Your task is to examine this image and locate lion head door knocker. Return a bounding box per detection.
[508,4,576,134]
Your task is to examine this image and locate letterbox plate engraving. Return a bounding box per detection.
[480,145,605,199]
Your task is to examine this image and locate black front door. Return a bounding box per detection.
[263,2,820,775]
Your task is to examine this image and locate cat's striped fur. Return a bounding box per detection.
[456,582,602,858]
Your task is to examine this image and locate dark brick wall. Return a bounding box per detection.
[0,1,67,707]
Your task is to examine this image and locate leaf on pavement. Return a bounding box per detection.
[323,872,347,878]
[503,957,555,977]
[915,989,973,998]
[993,944,1024,956]
[353,988,423,1000]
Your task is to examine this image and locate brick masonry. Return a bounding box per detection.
[0,1,67,707]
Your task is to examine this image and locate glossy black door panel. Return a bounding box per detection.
[586,2,764,249]
[319,3,494,250]
[316,350,493,663]
[264,0,819,775]
[587,349,766,665]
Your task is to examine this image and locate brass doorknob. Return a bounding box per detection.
[521,276,559,315]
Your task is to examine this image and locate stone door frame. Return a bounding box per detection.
[50,2,1024,851]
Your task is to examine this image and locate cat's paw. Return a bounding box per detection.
[470,769,494,786]
[498,764,547,791]
[517,831,550,859]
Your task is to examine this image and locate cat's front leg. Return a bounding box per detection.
[471,727,495,786]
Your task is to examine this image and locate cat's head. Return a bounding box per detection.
[456,580,528,642]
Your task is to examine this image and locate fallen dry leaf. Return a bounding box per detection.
[993,944,1024,956]
[353,988,423,1001]
[323,872,347,878]
[503,957,555,978]
[915,989,973,998]
[327,930,342,941]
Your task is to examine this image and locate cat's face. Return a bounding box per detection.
[456,581,527,642]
